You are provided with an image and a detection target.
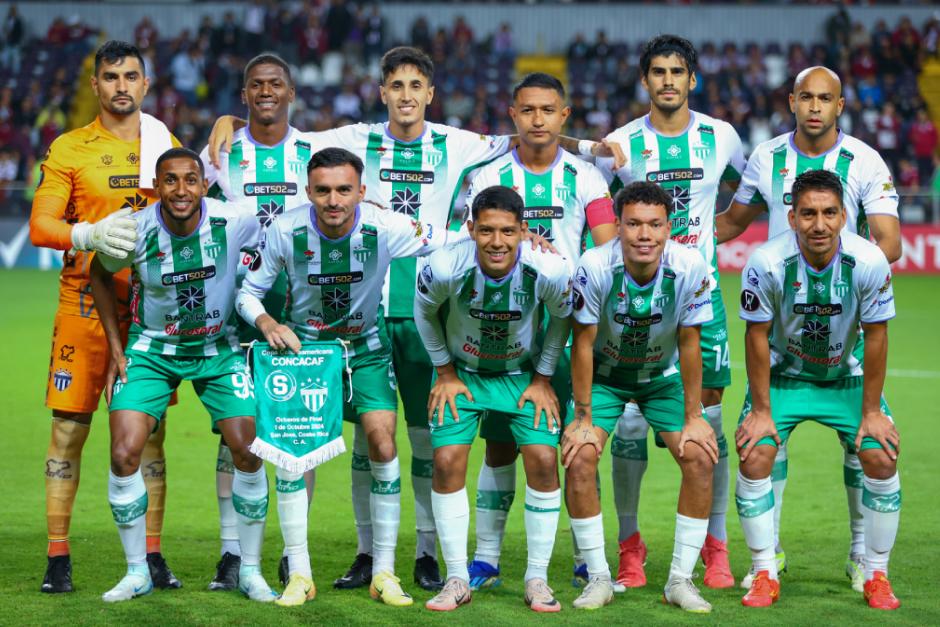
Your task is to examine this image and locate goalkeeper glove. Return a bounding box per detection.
[70,207,138,258]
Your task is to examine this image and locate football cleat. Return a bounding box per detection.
[333,553,373,589]
[147,552,181,589]
[414,554,444,591]
[741,570,780,608]
[616,532,647,588]
[845,555,865,593]
[572,576,614,610]
[700,534,734,589]
[572,563,589,588]
[275,573,316,607]
[41,555,73,593]
[864,572,900,610]
[102,567,153,603]
[209,552,241,591]
[664,575,712,613]
[426,577,472,611]
[238,565,277,602]
[468,559,502,591]
[741,550,787,589]
[524,578,561,613]
[369,571,413,607]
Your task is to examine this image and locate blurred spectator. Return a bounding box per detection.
[299,13,326,65]
[443,88,473,127]
[333,82,362,120]
[410,17,431,52]
[493,23,514,61]
[2,5,24,72]
[875,102,901,174]
[897,158,920,190]
[171,45,204,107]
[453,15,473,46]
[213,12,242,57]
[0,147,18,183]
[325,0,354,53]
[243,0,267,56]
[134,16,158,50]
[909,109,938,184]
[363,4,385,63]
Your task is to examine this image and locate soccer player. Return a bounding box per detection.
[28,40,181,593]
[237,147,462,607]
[716,66,902,591]
[735,169,901,610]
[564,181,720,612]
[598,34,745,590]
[199,52,333,591]
[459,72,617,591]
[414,185,572,612]
[89,148,274,603]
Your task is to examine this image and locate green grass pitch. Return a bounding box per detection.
[1,269,939,625]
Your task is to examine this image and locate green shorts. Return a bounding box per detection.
[574,375,699,436]
[342,347,399,423]
[387,317,434,428]
[429,368,561,449]
[481,347,571,444]
[738,375,894,451]
[110,349,255,426]
[238,272,289,343]
[700,286,730,390]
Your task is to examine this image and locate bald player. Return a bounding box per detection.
[716,66,901,591]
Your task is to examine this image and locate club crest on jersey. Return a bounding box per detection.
[513,286,533,307]
[53,369,73,392]
[692,144,711,159]
[300,378,328,413]
[353,245,373,263]
[425,147,443,168]
[834,279,850,297]
[667,144,681,158]
[554,184,571,202]
[205,240,222,259]
[263,156,277,170]
[653,292,672,307]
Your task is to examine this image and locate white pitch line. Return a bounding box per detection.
[729,362,940,379]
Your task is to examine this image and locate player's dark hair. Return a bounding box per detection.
[307,147,364,179]
[790,169,844,208]
[512,72,565,101]
[94,40,145,76]
[244,52,293,87]
[640,34,698,77]
[470,185,524,223]
[381,46,434,85]
[155,147,205,178]
[614,182,673,218]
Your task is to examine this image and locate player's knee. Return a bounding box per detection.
[52,411,93,426]
[523,447,559,490]
[738,446,776,480]
[369,436,397,463]
[110,441,142,475]
[566,448,598,486]
[859,448,897,479]
[228,442,261,472]
[678,445,714,477]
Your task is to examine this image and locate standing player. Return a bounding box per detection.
[563,182,720,611]
[414,185,572,612]
[716,66,902,590]
[735,170,901,610]
[599,34,745,589]
[459,72,617,590]
[28,40,180,593]
[237,147,462,607]
[89,148,274,603]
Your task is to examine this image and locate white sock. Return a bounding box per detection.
[704,404,729,541]
[276,468,311,578]
[370,457,401,576]
[611,402,648,542]
[670,513,708,580]
[862,473,901,580]
[569,514,610,580]
[843,450,865,558]
[408,426,437,560]
[432,488,470,582]
[771,444,788,552]
[473,461,516,567]
[216,443,240,556]
[524,485,561,582]
[233,466,268,568]
[351,424,373,556]
[109,470,148,566]
[736,471,777,579]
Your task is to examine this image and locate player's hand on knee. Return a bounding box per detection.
[519,373,560,433]
[263,324,301,353]
[561,416,601,468]
[427,370,473,426]
[856,410,899,461]
[735,409,780,462]
[679,417,719,464]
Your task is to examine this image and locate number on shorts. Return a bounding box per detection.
[231,372,255,400]
[713,344,730,372]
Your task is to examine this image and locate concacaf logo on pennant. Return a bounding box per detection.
[248,340,350,473]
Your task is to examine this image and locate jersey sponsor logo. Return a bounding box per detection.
[164,320,223,336]
[522,206,564,220]
[180,246,195,261]
[666,144,682,158]
[380,168,435,184]
[672,216,700,229]
[323,288,351,311]
[801,319,831,342]
[614,312,663,327]
[165,309,220,324]
[784,343,843,366]
[533,223,554,241]
[878,274,892,294]
[622,330,648,347]
[646,168,704,184]
[793,303,843,315]
[52,368,73,392]
[693,277,709,297]
[241,248,262,271]
[470,308,522,322]
[58,345,76,362]
[177,286,206,311]
[461,343,525,361]
[308,271,364,286]
[262,156,278,170]
[162,265,216,286]
[244,183,298,196]
[417,264,433,294]
[481,324,509,342]
[122,193,148,211]
[746,268,760,287]
[127,152,139,165]
[667,186,692,214]
[108,175,140,189]
[391,188,421,216]
[101,154,113,166]
[741,289,760,312]
[671,233,699,245]
[531,183,547,198]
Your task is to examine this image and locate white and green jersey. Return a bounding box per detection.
[241,202,450,356]
[572,239,713,384]
[739,231,895,381]
[465,147,613,272]
[100,199,261,357]
[414,240,572,376]
[602,112,745,287]
[733,131,899,239]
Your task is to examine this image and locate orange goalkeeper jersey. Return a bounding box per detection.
[30,116,179,318]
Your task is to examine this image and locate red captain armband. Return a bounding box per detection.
[584,197,616,229]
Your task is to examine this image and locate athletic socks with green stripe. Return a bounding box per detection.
[233,467,268,569]
[736,472,777,579]
[276,468,311,578]
[862,473,901,580]
[432,488,470,582]
[407,426,437,560]
[351,424,374,556]
[370,457,401,576]
[109,470,148,567]
[473,461,516,568]
[524,486,561,582]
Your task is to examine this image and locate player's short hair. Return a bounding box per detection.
[790,169,844,209]
[155,147,205,178]
[380,46,434,85]
[470,185,524,223]
[614,182,673,218]
[94,40,145,76]
[640,35,698,77]
[244,52,293,87]
[512,72,565,101]
[307,147,364,179]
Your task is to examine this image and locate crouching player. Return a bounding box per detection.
[563,181,719,612]
[90,148,275,602]
[735,170,901,610]
[414,185,572,612]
